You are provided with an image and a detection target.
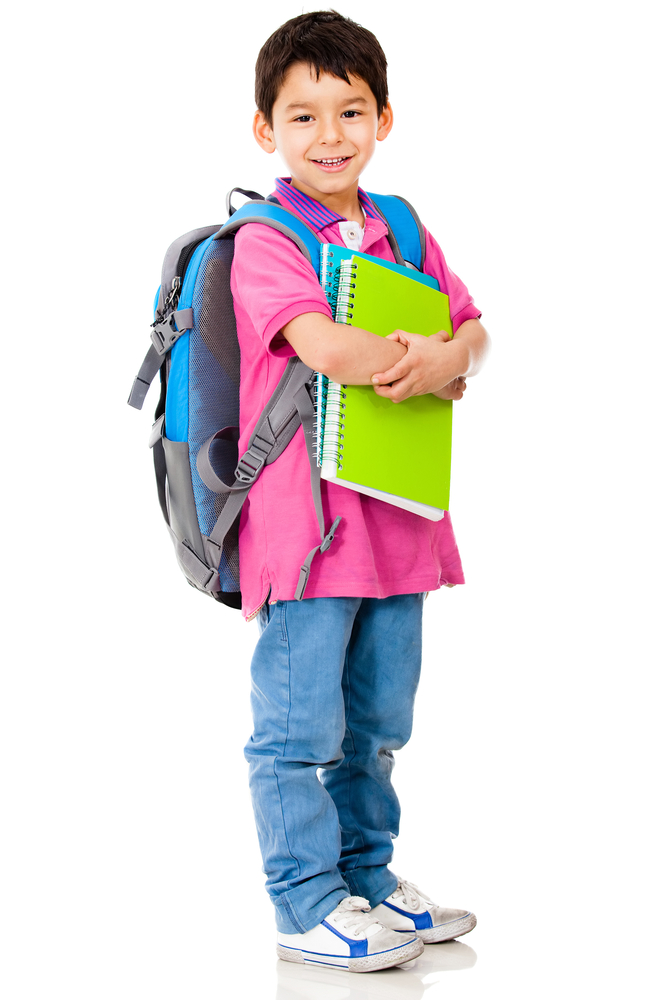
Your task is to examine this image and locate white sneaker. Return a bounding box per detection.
[370,880,477,943]
[276,895,424,972]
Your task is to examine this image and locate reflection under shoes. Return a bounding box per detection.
[275,940,477,1000]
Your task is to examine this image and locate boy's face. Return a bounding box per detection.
[254,62,392,208]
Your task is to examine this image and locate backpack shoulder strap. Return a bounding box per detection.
[217,201,322,274]
[220,195,426,274]
[366,193,426,271]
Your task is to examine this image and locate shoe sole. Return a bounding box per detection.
[277,935,424,973]
[418,912,477,944]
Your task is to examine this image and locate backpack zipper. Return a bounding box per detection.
[176,238,207,283]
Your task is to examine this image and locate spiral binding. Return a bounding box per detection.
[313,372,328,465]
[334,260,358,325]
[314,253,358,471]
[319,245,339,314]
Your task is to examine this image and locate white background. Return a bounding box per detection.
[2,1,655,998]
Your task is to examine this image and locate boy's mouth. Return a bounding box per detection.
[312,156,353,172]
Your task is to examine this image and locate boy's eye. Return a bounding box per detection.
[342,110,360,118]
[294,115,313,122]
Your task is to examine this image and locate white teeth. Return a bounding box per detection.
[317,157,347,164]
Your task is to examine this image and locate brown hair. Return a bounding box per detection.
[255,10,388,126]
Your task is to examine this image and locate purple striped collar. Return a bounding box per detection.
[273,177,384,230]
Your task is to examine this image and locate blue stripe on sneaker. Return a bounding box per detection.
[321,920,368,957]
[382,900,434,930]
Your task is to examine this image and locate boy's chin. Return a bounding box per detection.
[293,168,360,195]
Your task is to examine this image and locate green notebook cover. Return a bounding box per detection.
[323,255,453,512]
[319,242,439,314]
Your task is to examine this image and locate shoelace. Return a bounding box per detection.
[333,896,378,935]
[392,879,433,911]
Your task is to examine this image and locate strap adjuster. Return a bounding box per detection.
[319,516,342,553]
[234,446,267,483]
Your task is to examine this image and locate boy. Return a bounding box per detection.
[232,11,489,973]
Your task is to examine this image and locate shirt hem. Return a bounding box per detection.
[242,573,464,619]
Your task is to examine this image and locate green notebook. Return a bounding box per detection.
[317,255,453,517]
[319,241,439,315]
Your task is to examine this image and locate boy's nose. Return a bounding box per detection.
[317,118,344,147]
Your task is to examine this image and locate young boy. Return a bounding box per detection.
[232,11,489,973]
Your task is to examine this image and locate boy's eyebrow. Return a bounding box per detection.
[284,96,370,112]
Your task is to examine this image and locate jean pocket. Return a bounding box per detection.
[274,601,288,644]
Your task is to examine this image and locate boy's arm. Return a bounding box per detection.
[282,313,489,402]
[370,318,490,403]
[281,312,408,384]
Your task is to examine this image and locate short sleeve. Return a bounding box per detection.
[231,223,332,356]
[423,228,482,333]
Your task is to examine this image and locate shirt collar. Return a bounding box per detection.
[273,176,385,231]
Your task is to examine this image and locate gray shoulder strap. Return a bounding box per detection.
[196,357,341,601]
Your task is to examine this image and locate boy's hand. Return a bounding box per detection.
[370,330,468,404]
[433,376,467,400]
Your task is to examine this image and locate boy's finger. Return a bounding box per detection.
[371,360,409,384]
[373,378,414,403]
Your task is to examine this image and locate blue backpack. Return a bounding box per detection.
[128,188,427,610]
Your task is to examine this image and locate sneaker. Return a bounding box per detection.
[370,880,477,944]
[276,895,424,973]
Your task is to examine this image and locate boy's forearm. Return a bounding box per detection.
[281,312,407,384]
[452,318,490,377]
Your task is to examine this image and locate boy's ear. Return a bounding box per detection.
[376,103,394,142]
[253,111,276,154]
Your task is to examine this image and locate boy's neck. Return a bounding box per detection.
[289,176,365,226]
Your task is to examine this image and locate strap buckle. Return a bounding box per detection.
[150,307,194,356]
[234,445,267,483]
[150,314,180,355]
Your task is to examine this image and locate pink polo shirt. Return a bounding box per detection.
[231,179,481,618]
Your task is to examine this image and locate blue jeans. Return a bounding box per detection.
[244,593,424,933]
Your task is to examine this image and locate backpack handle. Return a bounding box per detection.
[226,187,265,217]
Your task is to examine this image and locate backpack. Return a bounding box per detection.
[128,187,427,610]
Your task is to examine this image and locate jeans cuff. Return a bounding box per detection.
[341,865,399,908]
[273,875,351,933]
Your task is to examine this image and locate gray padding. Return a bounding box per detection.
[161,437,204,559]
[217,210,314,265]
[158,224,223,311]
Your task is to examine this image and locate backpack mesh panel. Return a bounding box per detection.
[188,239,240,592]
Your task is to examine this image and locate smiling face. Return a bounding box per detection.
[253,62,393,219]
